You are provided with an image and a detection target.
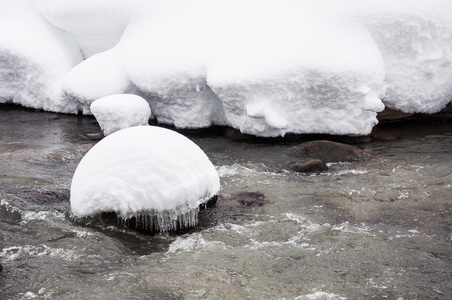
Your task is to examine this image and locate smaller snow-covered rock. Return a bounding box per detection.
[70,126,220,232]
[90,94,151,135]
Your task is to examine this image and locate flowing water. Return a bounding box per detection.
[1,107,451,300]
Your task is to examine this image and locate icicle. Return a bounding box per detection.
[101,200,208,233]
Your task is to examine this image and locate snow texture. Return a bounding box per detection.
[34,0,137,57]
[0,0,83,113]
[90,94,151,135]
[64,45,131,107]
[329,0,452,114]
[70,126,220,225]
[1,0,452,136]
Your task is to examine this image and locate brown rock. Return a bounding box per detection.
[235,192,267,207]
[289,159,328,173]
[292,140,365,163]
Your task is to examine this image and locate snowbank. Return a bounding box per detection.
[1,0,452,136]
[70,126,220,231]
[345,0,452,114]
[121,1,385,135]
[0,0,83,113]
[90,94,151,135]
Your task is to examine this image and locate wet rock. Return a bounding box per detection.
[289,159,328,173]
[292,140,365,163]
[369,127,398,141]
[222,127,255,140]
[377,107,413,122]
[0,263,3,272]
[235,192,267,207]
[202,194,218,208]
[84,131,104,140]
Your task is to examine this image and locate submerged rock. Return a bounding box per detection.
[292,140,365,163]
[235,192,267,207]
[289,159,328,173]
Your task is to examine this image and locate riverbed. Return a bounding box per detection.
[1,107,451,299]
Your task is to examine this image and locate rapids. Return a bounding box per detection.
[1,106,451,299]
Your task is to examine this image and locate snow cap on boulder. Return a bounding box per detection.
[90,94,151,135]
[70,125,220,231]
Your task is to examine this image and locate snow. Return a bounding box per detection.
[0,0,83,113]
[70,126,220,230]
[34,0,137,57]
[345,0,452,114]
[205,13,386,136]
[63,45,131,107]
[1,0,452,136]
[90,94,151,135]
[120,1,385,135]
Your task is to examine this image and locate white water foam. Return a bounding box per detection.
[295,291,347,300]
[167,233,227,253]
[0,244,97,262]
[20,210,66,225]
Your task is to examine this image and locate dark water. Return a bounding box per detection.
[1,107,451,299]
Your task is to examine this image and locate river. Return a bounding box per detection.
[1,106,451,299]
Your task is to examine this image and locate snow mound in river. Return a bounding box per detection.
[70,126,220,231]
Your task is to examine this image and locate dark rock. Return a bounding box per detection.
[0,263,3,272]
[201,194,218,209]
[84,131,104,140]
[222,127,255,140]
[377,107,413,122]
[234,192,267,207]
[289,159,328,173]
[292,140,365,163]
[369,127,398,141]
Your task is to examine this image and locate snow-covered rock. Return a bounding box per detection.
[90,94,151,135]
[70,126,220,231]
[0,0,83,113]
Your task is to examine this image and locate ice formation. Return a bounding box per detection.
[1,0,452,136]
[70,126,220,232]
[90,94,151,135]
